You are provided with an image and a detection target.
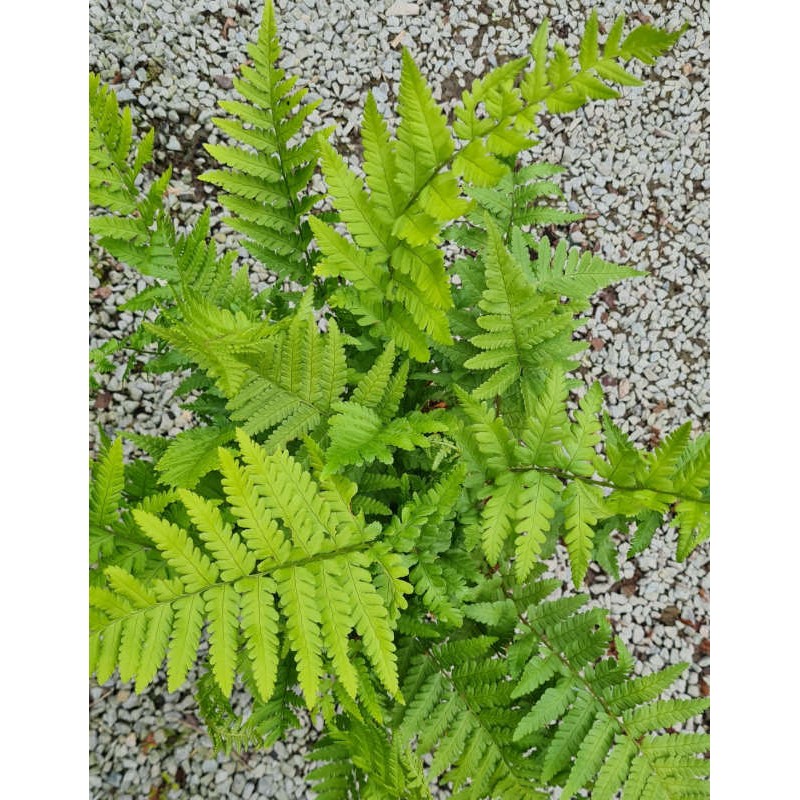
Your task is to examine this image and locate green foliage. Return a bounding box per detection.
[89,5,708,798]
[90,432,407,706]
[199,0,326,285]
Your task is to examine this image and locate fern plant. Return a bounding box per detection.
[89,3,709,798]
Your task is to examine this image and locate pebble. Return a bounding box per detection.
[90,0,709,796]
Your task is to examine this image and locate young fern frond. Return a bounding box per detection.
[324,341,447,473]
[225,291,349,450]
[464,163,582,232]
[464,220,583,401]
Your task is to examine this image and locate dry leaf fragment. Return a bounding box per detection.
[222,17,236,40]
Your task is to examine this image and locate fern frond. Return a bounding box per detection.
[502,578,709,798]
[467,163,581,231]
[558,382,603,477]
[464,221,586,401]
[225,295,348,450]
[309,717,431,800]
[562,480,605,588]
[514,470,561,581]
[309,215,389,297]
[147,293,274,397]
[520,369,570,466]
[532,234,642,299]
[90,434,406,708]
[199,0,324,282]
[90,437,125,532]
[521,13,688,116]
[361,92,404,222]
[89,73,157,215]
[155,424,236,489]
[396,49,454,198]
[395,636,541,797]
[320,140,393,253]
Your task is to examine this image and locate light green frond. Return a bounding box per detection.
[132,510,219,592]
[320,140,392,253]
[167,594,205,692]
[642,422,692,491]
[562,480,605,588]
[558,382,604,477]
[217,446,291,564]
[362,92,404,221]
[521,12,687,116]
[481,471,524,565]
[396,49,453,197]
[199,0,323,282]
[205,583,240,697]
[147,295,274,397]
[317,560,360,700]
[178,489,256,580]
[225,298,346,450]
[310,215,388,297]
[350,341,397,408]
[155,425,236,489]
[532,234,642,298]
[514,470,561,580]
[278,563,325,707]
[520,370,570,466]
[90,437,125,530]
[455,387,517,474]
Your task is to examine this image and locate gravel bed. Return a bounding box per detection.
[89,0,710,797]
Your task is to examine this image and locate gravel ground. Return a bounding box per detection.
[89,0,710,797]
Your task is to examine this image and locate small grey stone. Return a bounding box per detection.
[257,775,277,795]
[166,135,182,151]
